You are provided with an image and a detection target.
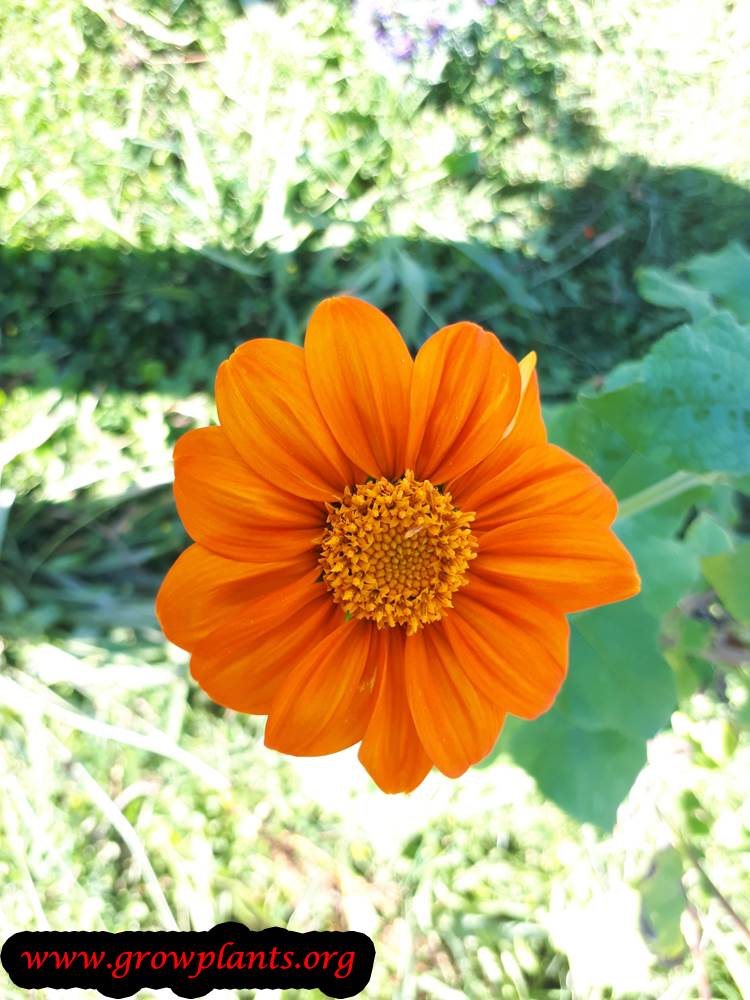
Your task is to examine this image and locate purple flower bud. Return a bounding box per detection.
[391,31,417,60]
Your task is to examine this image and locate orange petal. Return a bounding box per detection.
[173,426,325,562]
[505,352,546,449]
[459,444,618,531]
[404,624,506,778]
[405,323,521,483]
[304,297,412,478]
[156,543,313,651]
[215,338,357,501]
[444,579,569,719]
[475,516,641,613]
[358,629,432,793]
[264,619,378,756]
[190,580,339,715]
[448,351,546,503]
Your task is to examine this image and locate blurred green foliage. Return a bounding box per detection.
[2,0,750,998]
[3,0,750,397]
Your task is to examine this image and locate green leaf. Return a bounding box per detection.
[503,598,675,829]
[684,242,750,324]
[583,312,750,475]
[637,243,750,324]
[544,400,635,485]
[636,266,715,321]
[615,524,699,619]
[441,149,480,179]
[505,717,646,830]
[601,358,643,392]
[546,400,716,541]
[662,615,714,702]
[702,542,750,624]
[563,599,676,737]
[636,848,686,961]
[683,512,734,559]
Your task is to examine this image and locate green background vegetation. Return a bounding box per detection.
[1,1,749,997]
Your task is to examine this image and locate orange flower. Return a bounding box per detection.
[156,297,640,793]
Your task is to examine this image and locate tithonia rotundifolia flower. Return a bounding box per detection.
[156,297,640,792]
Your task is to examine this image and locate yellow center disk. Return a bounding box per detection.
[320,470,477,634]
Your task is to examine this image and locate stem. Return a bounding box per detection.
[655,805,750,954]
[617,471,723,520]
[684,900,712,1000]
[681,840,750,949]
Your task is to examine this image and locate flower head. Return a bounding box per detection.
[156,297,640,793]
